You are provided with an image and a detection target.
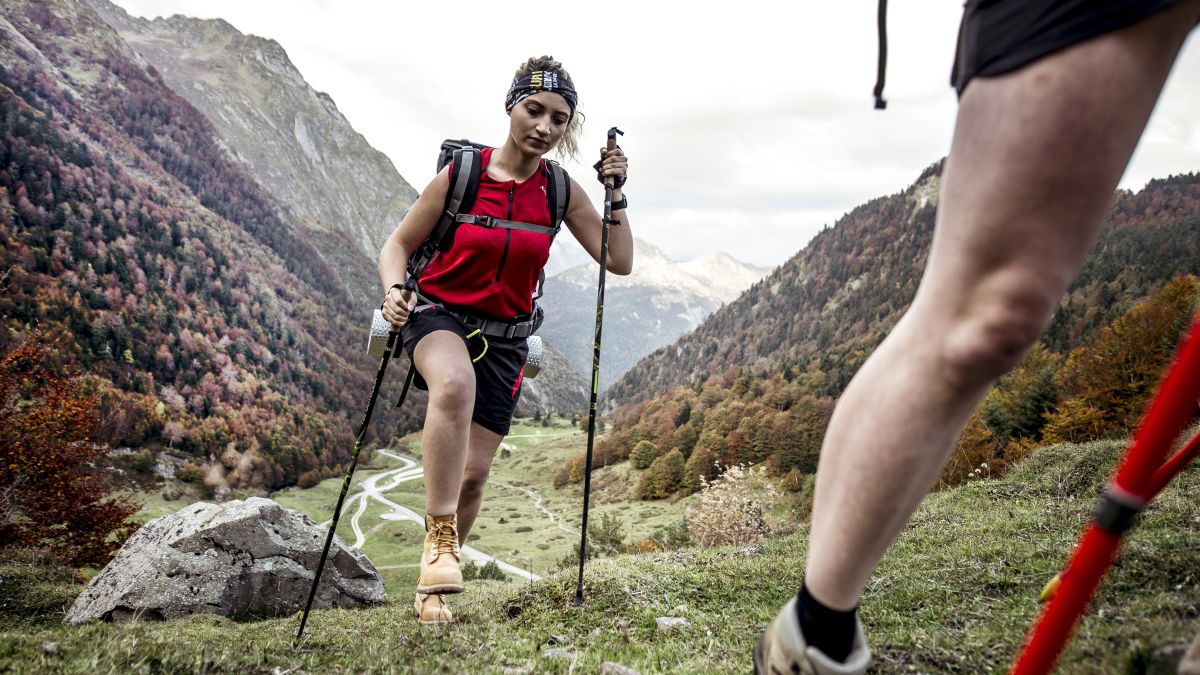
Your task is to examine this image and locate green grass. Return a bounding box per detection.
[5,434,1198,672]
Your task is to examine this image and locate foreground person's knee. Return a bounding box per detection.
[942,290,1053,384]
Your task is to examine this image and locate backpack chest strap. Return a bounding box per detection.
[454,213,559,237]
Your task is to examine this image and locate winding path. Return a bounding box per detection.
[321,450,545,582]
[492,481,574,534]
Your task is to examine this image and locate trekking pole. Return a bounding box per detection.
[1010,314,1200,674]
[573,126,623,607]
[296,329,400,641]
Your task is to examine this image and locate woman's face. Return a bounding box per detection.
[509,91,571,156]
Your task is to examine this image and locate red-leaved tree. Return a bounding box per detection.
[0,336,140,567]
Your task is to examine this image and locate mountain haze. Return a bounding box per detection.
[538,238,771,391]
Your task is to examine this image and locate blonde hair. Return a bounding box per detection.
[511,55,584,162]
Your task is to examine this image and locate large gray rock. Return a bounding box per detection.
[1179,633,1200,675]
[64,497,383,624]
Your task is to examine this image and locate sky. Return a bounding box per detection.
[110,1,1200,267]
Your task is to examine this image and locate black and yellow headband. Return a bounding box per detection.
[505,70,578,117]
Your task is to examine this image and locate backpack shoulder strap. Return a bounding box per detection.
[544,160,570,232]
[409,145,485,281]
[437,146,483,251]
[532,161,570,303]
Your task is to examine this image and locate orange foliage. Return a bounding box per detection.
[0,337,140,567]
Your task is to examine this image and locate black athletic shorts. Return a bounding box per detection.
[952,0,1189,95]
[401,307,528,436]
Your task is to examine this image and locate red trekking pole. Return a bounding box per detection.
[1011,314,1200,674]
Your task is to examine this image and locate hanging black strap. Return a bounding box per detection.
[393,362,417,409]
[874,0,888,110]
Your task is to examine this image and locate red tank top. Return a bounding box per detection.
[417,148,555,320]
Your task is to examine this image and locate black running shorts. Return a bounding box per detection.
[401,307,528,436]
[952,0,1188,94]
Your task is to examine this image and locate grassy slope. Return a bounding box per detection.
[3,438,1199,673]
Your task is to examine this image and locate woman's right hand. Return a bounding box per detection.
[382,285,416,329]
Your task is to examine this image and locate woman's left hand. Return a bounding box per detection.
[594,145,628,187]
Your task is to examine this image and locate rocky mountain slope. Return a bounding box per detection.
[84,0,417,307]
[514,341,588,417]
[538,238,771,391]
[0,0,413,487]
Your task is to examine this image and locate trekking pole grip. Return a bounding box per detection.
[604,127,623,188]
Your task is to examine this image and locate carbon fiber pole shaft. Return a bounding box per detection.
[296,330,399,641]
[573,126,623,607]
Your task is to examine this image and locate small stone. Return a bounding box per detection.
[655,617,690,632]
[547,633,568,645]
[615,618,631,630]
[502,667,532,675]
[597,662,639,675]
[41,642,59,655]
[541,648,573,660]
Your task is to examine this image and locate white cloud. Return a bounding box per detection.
[110,0,1200,265]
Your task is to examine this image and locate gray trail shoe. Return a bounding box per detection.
[753,598,871,675]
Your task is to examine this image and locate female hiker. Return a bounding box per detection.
[378,55,633,624]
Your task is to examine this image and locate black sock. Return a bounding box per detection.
[795,582,857,663]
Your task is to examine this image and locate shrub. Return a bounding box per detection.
[651,519,690,550]
[588,512,626,556]
[681,447,719,495]
[297,469,320,489]
[0,337,140,567]
[477,559,508,581]
[130,448,156,473]
[686,464,779,547]
[176,462,203,484]
[630,440,658,469]
[636,448,685,499]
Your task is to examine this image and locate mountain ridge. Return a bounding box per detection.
[539,237,772,390]
[84,0,418,307]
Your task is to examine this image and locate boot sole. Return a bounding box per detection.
[415,582,464,594]
[412,599,454,625]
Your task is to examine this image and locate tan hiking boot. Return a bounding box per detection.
[413,592,453,624]
[417,513,463,594]
[753,598,871,675]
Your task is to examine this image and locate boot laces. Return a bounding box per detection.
[431,520,458,556]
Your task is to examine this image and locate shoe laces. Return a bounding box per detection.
[430,520,458,556]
